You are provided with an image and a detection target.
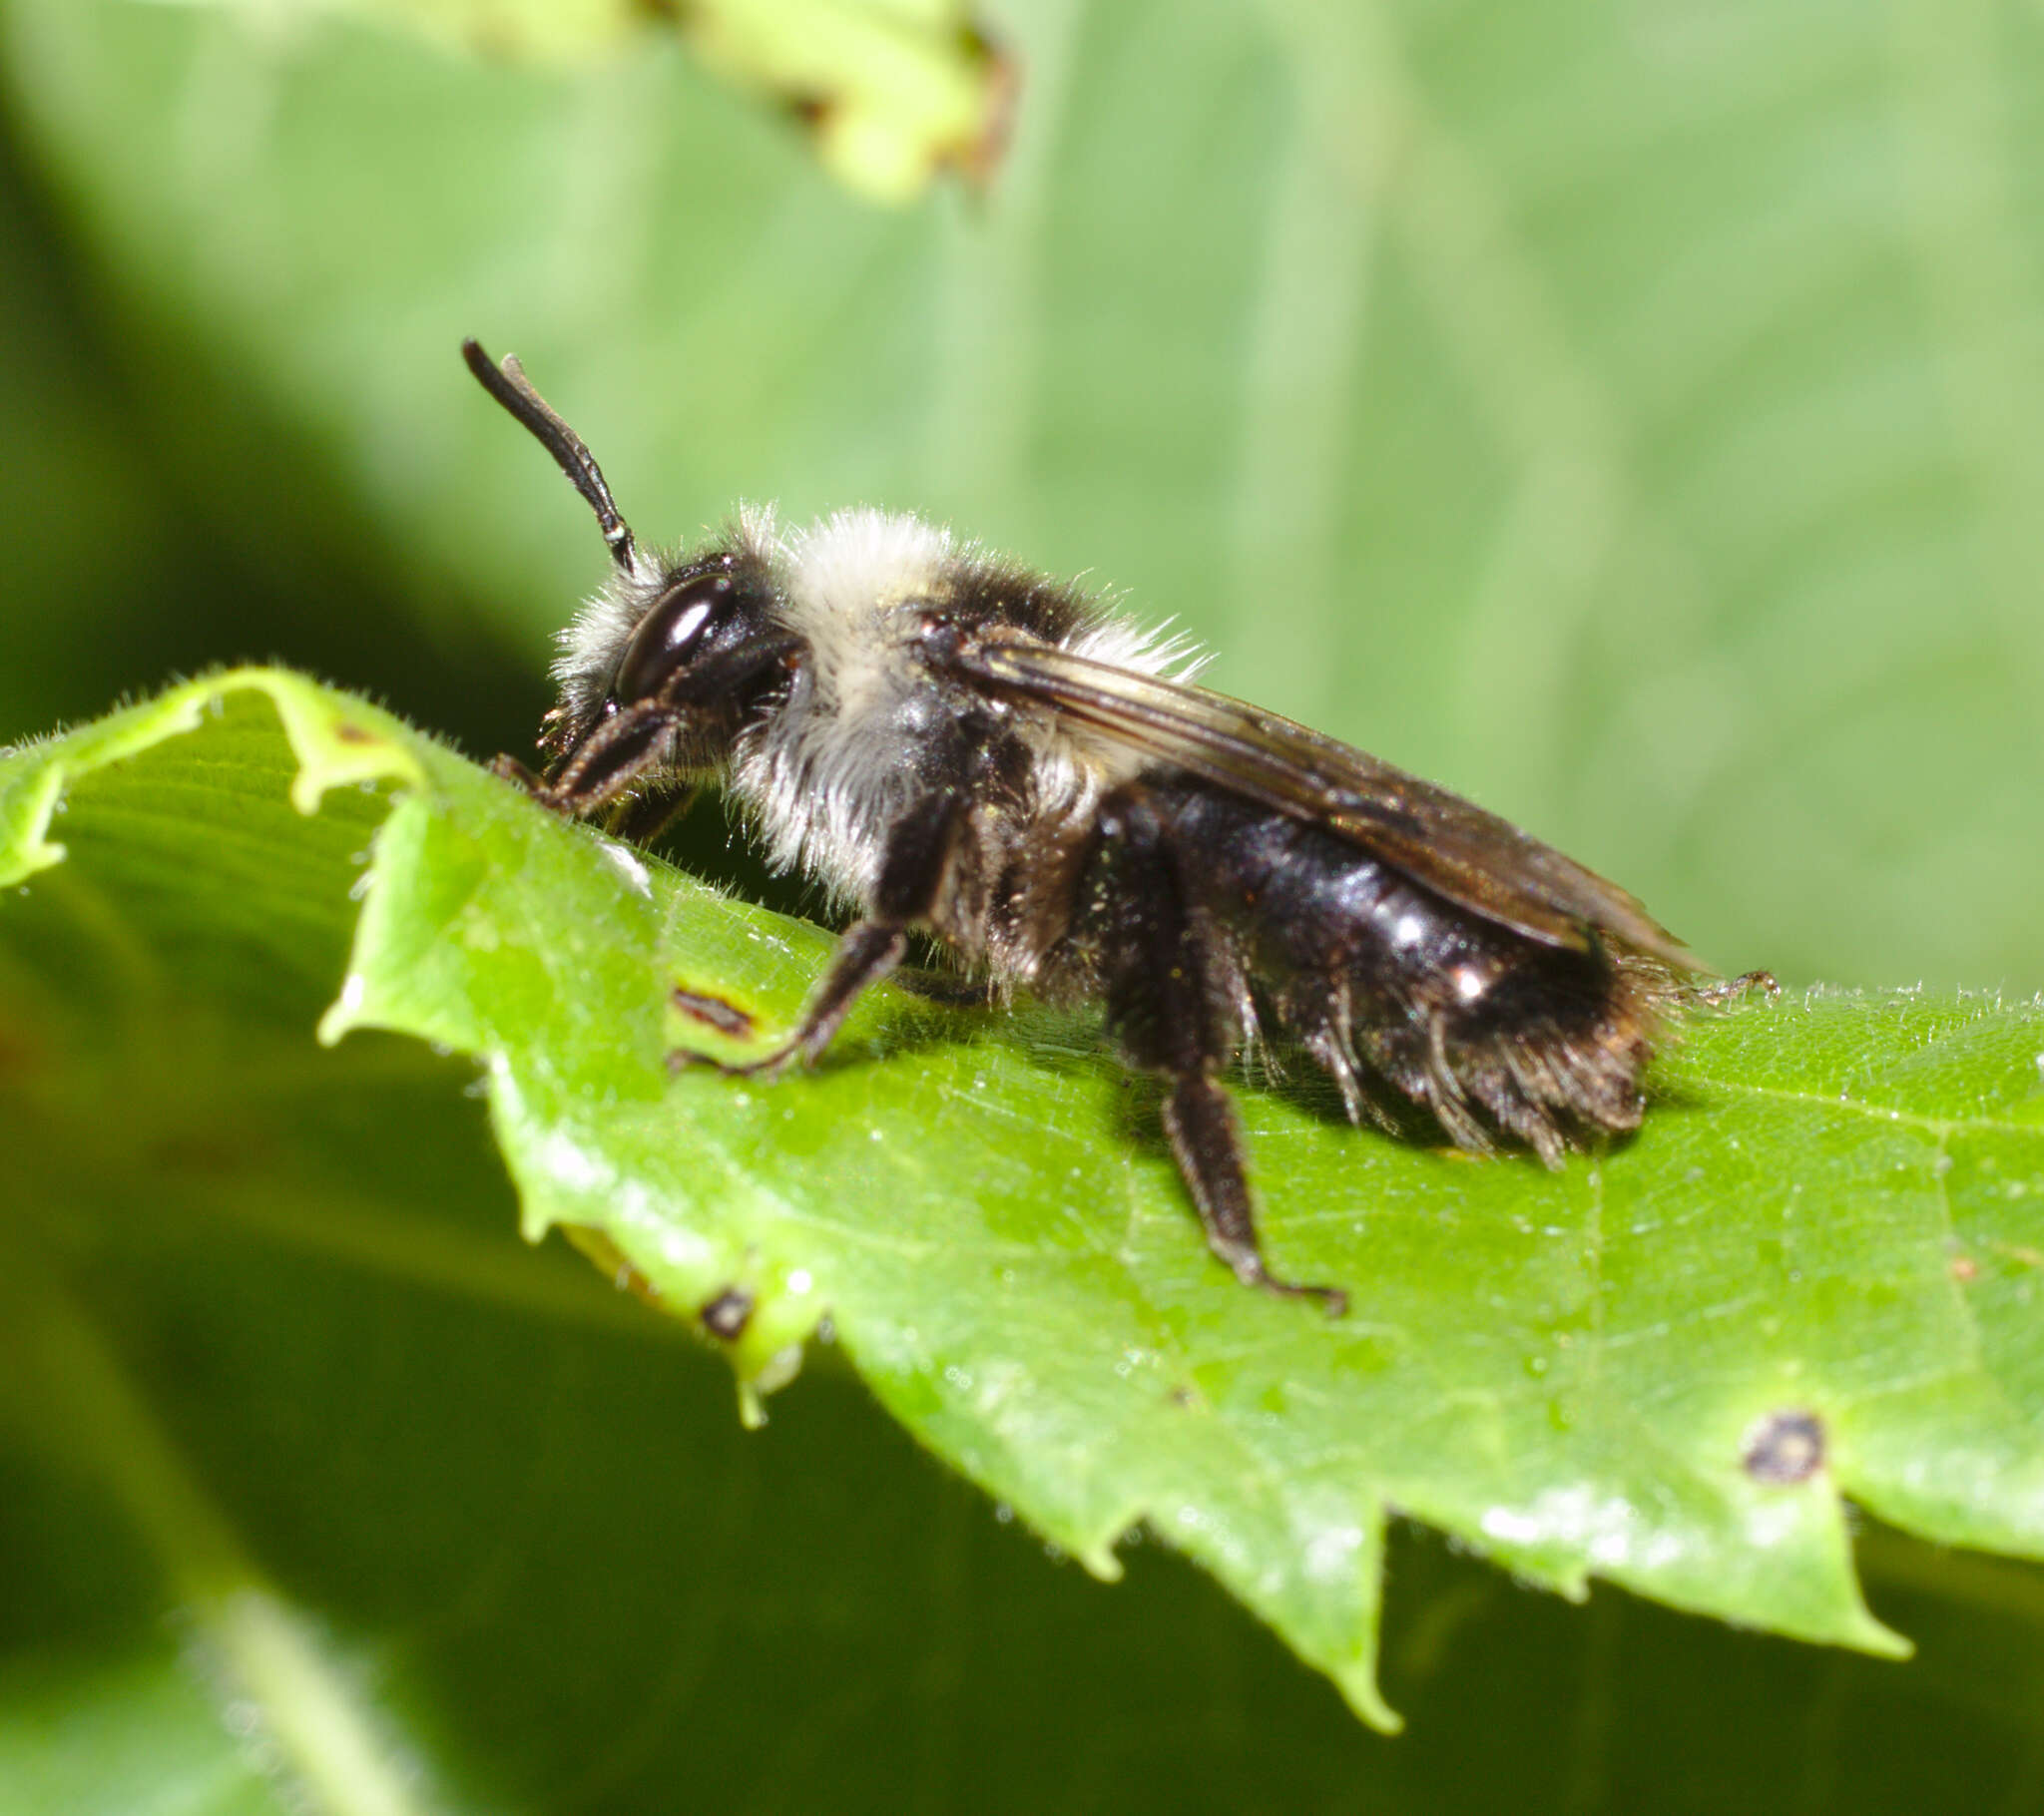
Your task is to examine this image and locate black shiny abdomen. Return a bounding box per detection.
[1071,778,1666,1163]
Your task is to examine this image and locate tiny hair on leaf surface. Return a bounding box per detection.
[5,670,2044,1726]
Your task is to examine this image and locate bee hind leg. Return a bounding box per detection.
[1097,785,1347,1314]
[1162,1075,1347,1316]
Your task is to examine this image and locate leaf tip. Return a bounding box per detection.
[315,973,370,1048]
[1328,1657,1401,1733]
[1843,1606,1914,1661]
[1076,1541,1125,1584]
[0,758,72,888]
[258,676,423,813]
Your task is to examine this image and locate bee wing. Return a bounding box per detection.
[956,641,1699,968]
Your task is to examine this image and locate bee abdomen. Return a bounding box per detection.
[1344,949,1671,1166]
[1150,781,1678,1163]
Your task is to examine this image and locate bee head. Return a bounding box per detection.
[464,338,798,817]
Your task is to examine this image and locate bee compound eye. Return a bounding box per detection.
[614,572,733,702]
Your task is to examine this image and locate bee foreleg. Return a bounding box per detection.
[488,752,549,793]
[503,698,678,818]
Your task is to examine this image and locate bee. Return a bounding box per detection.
[465,339,1734,1315]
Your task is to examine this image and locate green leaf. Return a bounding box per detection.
[8,670,2044,1738]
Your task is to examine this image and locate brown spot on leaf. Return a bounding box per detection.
[671,987,756,1040]
[1742,1409,1826,1485]
[701,1287,755,1341]
[331,719,378,745]
[1950,1254,1981,1283]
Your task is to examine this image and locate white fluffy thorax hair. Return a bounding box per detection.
[556,504,1204,912]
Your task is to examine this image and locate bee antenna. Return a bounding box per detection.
[462,338,641,575]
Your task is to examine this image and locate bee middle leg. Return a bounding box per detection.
[723,795,962,1078]
[1097,788,1347,1315]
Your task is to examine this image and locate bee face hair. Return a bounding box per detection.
[468,339,1733,1315]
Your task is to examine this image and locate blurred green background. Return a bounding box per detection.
[8,0,2042,991]
[5,0,2044,1810]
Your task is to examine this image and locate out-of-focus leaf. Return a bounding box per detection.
[6,672,2044,1734]
[152,0,1010,199]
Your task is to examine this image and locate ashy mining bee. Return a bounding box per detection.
[466,338,1744,1315]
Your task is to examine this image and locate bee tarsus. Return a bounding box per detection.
[1693,969,1781,1007]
